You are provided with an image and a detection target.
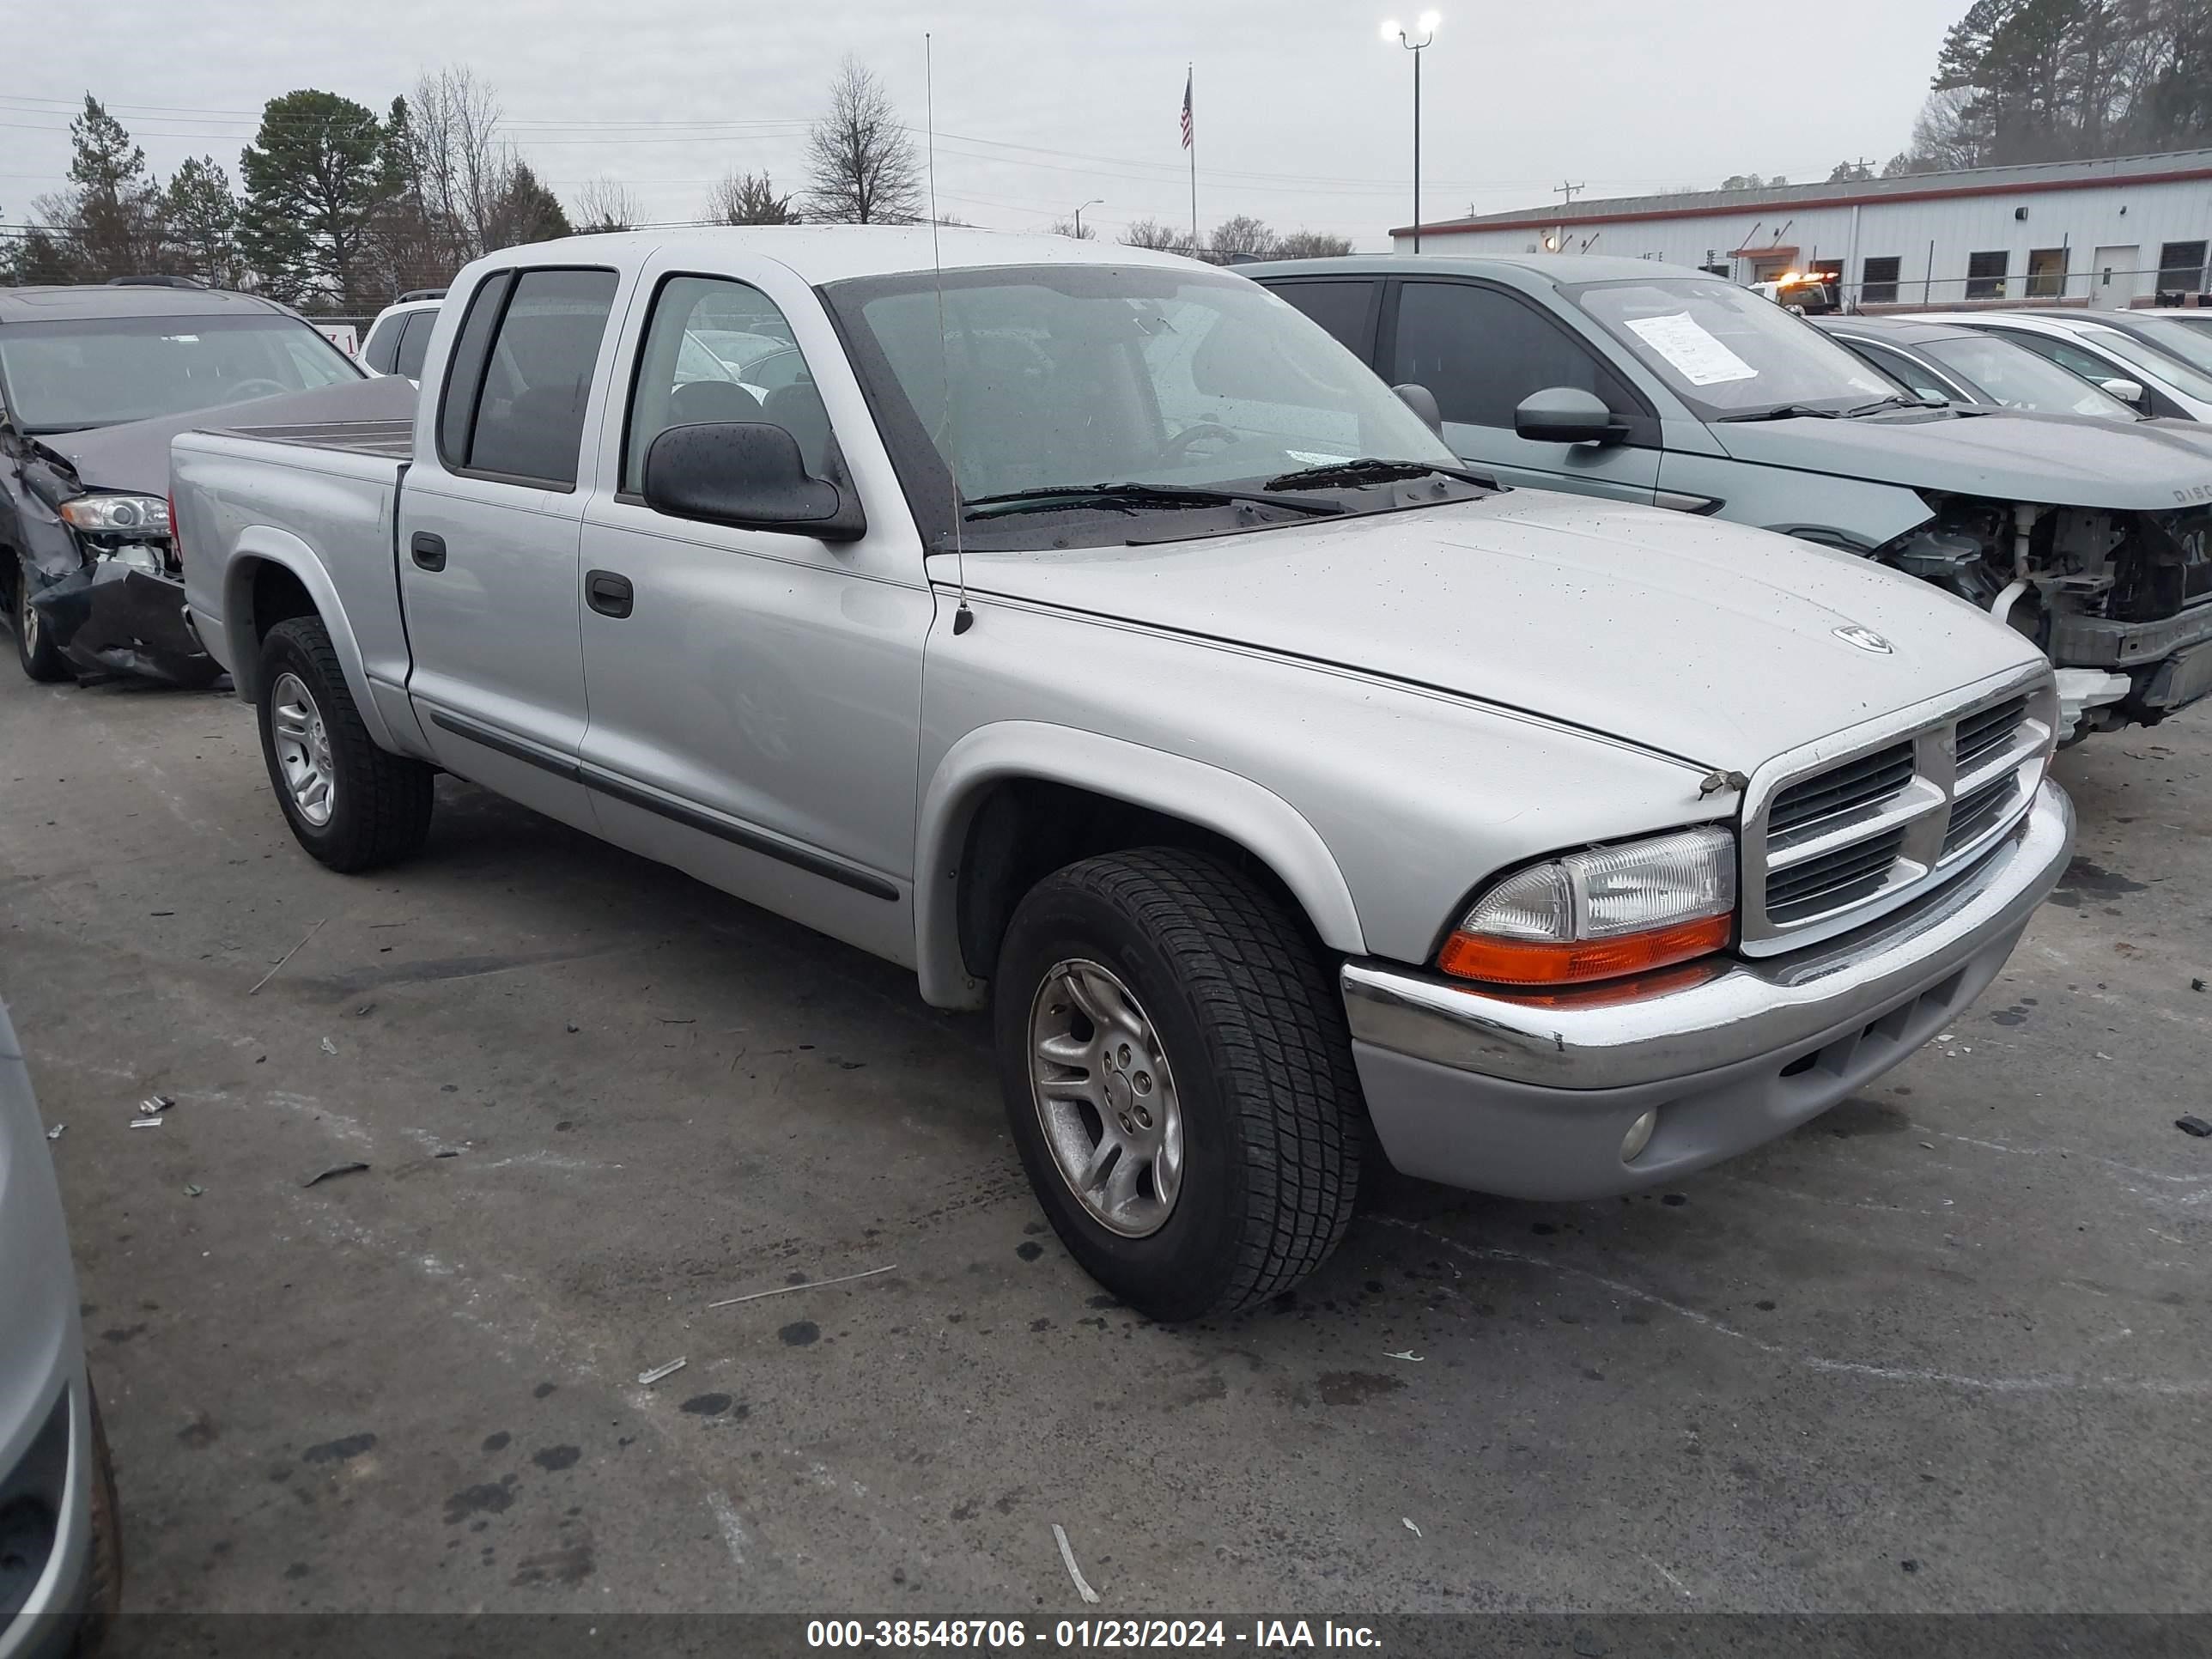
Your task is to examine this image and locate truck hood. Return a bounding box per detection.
[1711,406,2212,510]
[30,374,415,496]
[957,490,2042,772]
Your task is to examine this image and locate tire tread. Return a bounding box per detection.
[260,617,434,871]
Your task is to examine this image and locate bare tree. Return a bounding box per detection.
[573,176,642,233]
[707,171,799,225]
[1121,218,1194,256]
[1047,217,1096,240]
[404,66,512,261]
[803,57,924,224]
[1208,215,1278,260]
[1273,228,1353,258]
[1908,87,1992,173]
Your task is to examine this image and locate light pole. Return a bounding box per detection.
[1073,198,1103,240]
[1382,12,1439,252]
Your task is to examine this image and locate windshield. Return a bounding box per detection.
[2107,314,2212,379]
[0,312,362,432]
[1569,276,1897,419]
[2076,323,2212,403]
[827,264,1459,538]
[1919,333,2137,420]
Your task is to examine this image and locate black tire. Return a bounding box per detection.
[256,616,434,872]
[71,1384,122,1658]
[14,558,72,683]
[994,848,1363,1322]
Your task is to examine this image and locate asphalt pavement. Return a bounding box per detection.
[1,667,2206,1620]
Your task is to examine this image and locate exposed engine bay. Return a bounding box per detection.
[1877,494,2212,740]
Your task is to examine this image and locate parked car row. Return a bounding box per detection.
[162,228,2075,1322]
[1248,255,2212,743]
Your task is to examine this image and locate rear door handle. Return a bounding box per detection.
[586,569,634,619]
[410,532,447,572]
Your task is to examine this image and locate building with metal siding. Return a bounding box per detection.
[1391,151,2212,311]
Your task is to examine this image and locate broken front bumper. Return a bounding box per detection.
[28,561,218,687]
[1340,781,2073,1200]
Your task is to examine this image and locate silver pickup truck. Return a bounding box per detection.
[172,229,2072,1319]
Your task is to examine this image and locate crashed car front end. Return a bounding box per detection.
[1876,493,2212,741]
[13,449,214,687]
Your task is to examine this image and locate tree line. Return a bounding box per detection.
[4,57,1353,313]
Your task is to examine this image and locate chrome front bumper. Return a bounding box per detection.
[1340,781,2073,1200]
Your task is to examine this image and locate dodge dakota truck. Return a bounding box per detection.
[172,229,2073,1319]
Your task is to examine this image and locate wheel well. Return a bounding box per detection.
[241,561,319,686]
[955,779,1324,980]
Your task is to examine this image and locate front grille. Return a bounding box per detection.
[1743,678,2053,952]
[1766,741,1916,843]
[1943,775,2018,857]
[1956,695,2027,775]
[1766,827,1908,924]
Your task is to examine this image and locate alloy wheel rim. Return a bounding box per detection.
[270,672,337,827]
[20,582,37,656]
[1027,958,1184,1238]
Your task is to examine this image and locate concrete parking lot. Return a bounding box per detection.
[2,666,2207,1619]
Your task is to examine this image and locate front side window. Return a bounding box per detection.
[624,276,833,493]
[1570,276,1895,420]
[0,313,361,434]
[458,269,618,488]
[363,313,405,374]
[394,310,437,380]
[830,265,1456,520]
[1389,282,1631,429]
[1267,281,1378,359]
[1845,339,1954,403]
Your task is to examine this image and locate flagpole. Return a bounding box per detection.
[1187,63,1198,256]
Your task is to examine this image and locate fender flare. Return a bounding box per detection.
[913,721,1366,1010]
[221,528,398,751]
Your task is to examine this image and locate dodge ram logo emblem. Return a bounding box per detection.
[1833,624,1894,654]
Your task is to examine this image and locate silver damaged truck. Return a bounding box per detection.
[171,230,2074,1319]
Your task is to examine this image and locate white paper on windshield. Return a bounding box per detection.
[1621,312,1759,386]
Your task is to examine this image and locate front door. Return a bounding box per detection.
[2091,246,2141,310]
[575,263,931,965]
[1382,279,1661,501]
[398,265,622,826]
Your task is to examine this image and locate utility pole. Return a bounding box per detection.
[1554,180,1585,205]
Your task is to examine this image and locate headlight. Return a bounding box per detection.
[58,494,171,534]
[1439,826,1736,987]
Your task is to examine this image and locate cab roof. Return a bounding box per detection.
[0,284,295,325]
[1238,252,1720,287]
[478,224,1208,286]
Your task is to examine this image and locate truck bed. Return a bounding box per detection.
[215,416,416,459]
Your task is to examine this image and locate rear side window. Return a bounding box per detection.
[1848,339,1953,403]
[394,309,436,380]
[1389,281,1633,430]
[439,269,618,489]
[1267,281,1378,360]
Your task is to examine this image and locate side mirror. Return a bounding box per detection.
[1391,382,1443,434]
[1514,386,1627,445]
[641,421,865,542]
[2098,376,2149,412]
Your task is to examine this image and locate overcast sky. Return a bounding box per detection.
[5,0,1958,249]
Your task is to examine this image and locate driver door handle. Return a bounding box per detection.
[586,569,634,619]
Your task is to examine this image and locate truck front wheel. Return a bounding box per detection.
[994,848,1364,1322]
[255,616,434,872]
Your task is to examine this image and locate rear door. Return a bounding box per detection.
[398,264,623,826]
[1380,278,1660,501]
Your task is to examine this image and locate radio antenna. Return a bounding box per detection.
[925,32,973,635]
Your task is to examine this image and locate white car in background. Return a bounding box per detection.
[359,293,443,382]
[1923,309,2212,421]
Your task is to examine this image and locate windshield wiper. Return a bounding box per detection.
[1261,458,1494,491]
[1713,403,1847,423]
[963,483,1343,521]
[1842,393,1948,416]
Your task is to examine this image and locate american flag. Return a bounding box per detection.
[1180,72,1193,149]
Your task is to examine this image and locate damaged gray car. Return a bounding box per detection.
[1,281,367,686]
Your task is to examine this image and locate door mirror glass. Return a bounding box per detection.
[641,421,865,541]
[2099,376,2148,411]
[1514,386,1624,444]
[1392,382,1442,433]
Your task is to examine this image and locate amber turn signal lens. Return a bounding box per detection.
[1437,914,1731,988]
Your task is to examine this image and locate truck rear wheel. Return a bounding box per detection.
[256,617,434,872]
[994,848,1363,1322]
[14,558,71,683]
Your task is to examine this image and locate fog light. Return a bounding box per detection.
[1620,1108,1657,1163]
